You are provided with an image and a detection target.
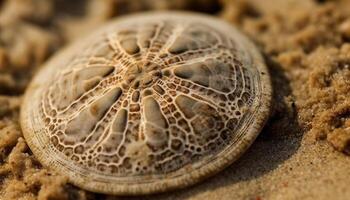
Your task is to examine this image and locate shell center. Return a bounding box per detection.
[124,61,162,89]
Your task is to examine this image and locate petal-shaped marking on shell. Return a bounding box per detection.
[174,62,210,87]
[174,59,234,92]
[187,25,219,43]
[120,37,140,55]
[192,101,217,116]
[82,77,101,91]
[207,61,234,92]
[102,109,128,153]
[94,44,115,61]
[143,97,168,128]
[112,109,128,133]
[175,94,221,140]
[138,25,157,48]
[168,36,195,54]
[175,95,197,119]
[168,25,218,54]
[55,66,115,110]
[65,87,122,140]
[74,66,115,92]
[143,97,169,150]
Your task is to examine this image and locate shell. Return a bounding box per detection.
[20,12,272,195]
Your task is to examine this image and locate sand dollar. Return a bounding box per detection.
[20,12,272,195]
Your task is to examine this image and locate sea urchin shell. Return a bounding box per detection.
[20,12,272,195]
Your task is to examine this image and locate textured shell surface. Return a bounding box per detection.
[20,12,272,195]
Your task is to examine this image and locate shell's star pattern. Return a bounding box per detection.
[20,12,272,195]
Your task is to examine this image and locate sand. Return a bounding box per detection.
[0,0,350,199]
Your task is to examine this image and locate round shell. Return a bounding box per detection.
[20,12,272,195]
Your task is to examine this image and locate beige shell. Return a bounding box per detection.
[20,12,272,195]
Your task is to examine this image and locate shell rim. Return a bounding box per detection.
[20,11,272,195]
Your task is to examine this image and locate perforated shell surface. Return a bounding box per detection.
[20,12,272,195]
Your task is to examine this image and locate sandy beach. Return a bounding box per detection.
[0,0,350,199]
